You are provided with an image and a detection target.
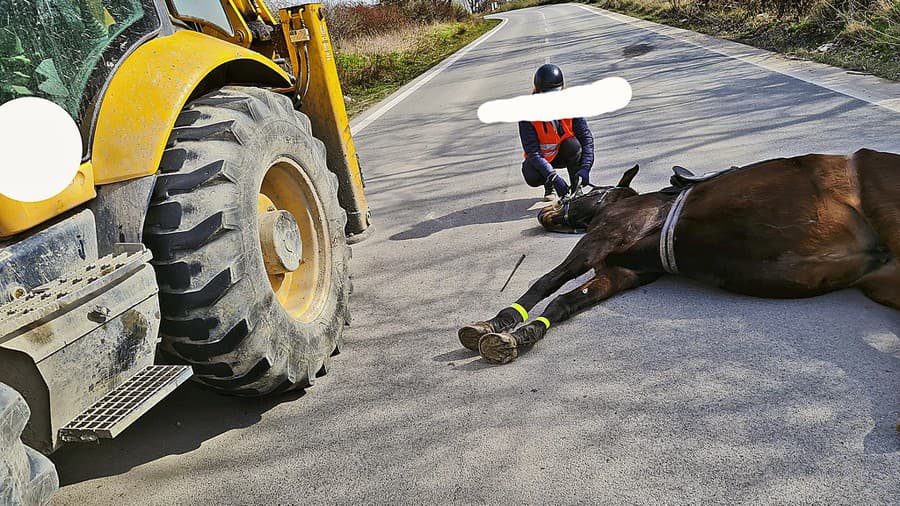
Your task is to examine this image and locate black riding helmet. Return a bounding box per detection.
[533,64,564,93]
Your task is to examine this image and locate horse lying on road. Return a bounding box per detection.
[459,149,899,364]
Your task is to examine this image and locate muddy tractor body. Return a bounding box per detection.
[0,1,369,502]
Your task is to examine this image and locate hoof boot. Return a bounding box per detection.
[458,322,493,351]
[478,333,519,364]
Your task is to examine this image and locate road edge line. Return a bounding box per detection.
[574,3,900,114]
[351,17,510,134]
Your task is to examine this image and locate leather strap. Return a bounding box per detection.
[659,187,693,274]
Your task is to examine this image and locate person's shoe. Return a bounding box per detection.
[543,182,556,201]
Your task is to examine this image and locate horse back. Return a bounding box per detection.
[672,152,886,296]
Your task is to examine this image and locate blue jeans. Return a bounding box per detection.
[521,136,583,189]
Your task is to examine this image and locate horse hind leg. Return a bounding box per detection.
[857,261,900,310]
[479,267,642,364]
[855,197,900,310]
[855,150,900,255]
[852,151,900,310]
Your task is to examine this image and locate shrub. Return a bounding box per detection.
[325,0,472,44]
[350,3,412,36]
[403,0,472,22]
[324,2,413,42]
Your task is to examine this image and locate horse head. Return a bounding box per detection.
[538,165,640,232]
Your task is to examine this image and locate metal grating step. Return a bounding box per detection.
[0,244,151,340]
[59,365,193,443]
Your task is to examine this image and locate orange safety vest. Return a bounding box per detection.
[523,119,575,162]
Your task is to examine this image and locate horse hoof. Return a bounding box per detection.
[458,322,492,351]
[478,333,519,364]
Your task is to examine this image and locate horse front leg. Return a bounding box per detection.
[479,267,642,364]
[458,243,593,351]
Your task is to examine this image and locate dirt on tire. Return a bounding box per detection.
[143,86,351,396]
[0,383,59,505]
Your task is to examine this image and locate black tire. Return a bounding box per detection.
[0,383,59,505]
[143,86,351,396]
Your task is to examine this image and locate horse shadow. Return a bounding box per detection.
[593,276,900,455]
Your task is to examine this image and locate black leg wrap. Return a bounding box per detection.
[513,321,547,347]
[490,306,524,333]
[459,307,525,352]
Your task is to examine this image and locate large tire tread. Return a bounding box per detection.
[144,86,350,396]
[0,383,58,505]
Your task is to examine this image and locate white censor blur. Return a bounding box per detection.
[0,97,82,202]
[477,77,632,123]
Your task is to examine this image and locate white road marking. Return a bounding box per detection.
[351,18,510,134]
[575,4,900,113]
[539,11,550,64]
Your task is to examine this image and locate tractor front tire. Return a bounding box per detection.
[0,383,59,505]
[144,86,350,396]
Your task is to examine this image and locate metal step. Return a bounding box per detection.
[58,365,193,443]
[0,243,152,342]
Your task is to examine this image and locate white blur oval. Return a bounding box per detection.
[0,97,82,202]
[477,77,633,123]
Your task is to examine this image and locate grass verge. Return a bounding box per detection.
[336,19,500,117]
[486,0,899,82]
[586,0,900,81]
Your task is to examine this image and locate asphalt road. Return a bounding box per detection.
[52,4,900,504]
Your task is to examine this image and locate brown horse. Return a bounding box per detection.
[459,148,899,364]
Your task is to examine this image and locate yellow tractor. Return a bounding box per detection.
[0,1,370,502]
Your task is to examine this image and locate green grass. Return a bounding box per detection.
[587,0,900,81]
[487,0,900,81]
[336,19,500,117]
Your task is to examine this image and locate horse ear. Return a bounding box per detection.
[617,164,639,187]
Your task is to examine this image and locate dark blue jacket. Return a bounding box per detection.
[519,118,594,175]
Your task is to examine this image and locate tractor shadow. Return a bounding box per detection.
[50,381,302,486]
[389,198,537,240]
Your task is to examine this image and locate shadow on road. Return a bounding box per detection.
[390,198,537,240]
[433,349,477,362]
[597,277,900,456]
[50,381,303,486]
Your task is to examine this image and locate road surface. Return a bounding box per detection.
[52,4,900,504]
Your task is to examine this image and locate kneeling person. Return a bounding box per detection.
[519,64,595,200]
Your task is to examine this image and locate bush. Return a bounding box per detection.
[323,2,359,42]
[403,0,472,22]
[324,2,413,42]
[325,0,473,44]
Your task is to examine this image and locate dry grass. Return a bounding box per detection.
[335,19,497,116]
[586,0,900,80]
[323,0,494,116]
[334,24,432,55]
[490,0,899,79]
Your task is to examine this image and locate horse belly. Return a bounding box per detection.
[696,250,881,298]
[676,196,884,298]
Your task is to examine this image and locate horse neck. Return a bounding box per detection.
[601,191,675,232]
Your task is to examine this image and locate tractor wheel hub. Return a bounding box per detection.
[259,209,302,274]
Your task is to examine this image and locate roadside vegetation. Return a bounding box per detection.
[487,0,900,81]
[326,0,498,116]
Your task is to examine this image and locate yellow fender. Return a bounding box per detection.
[92,30,292,184]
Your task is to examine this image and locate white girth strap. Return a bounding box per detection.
[659,186,693,274]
